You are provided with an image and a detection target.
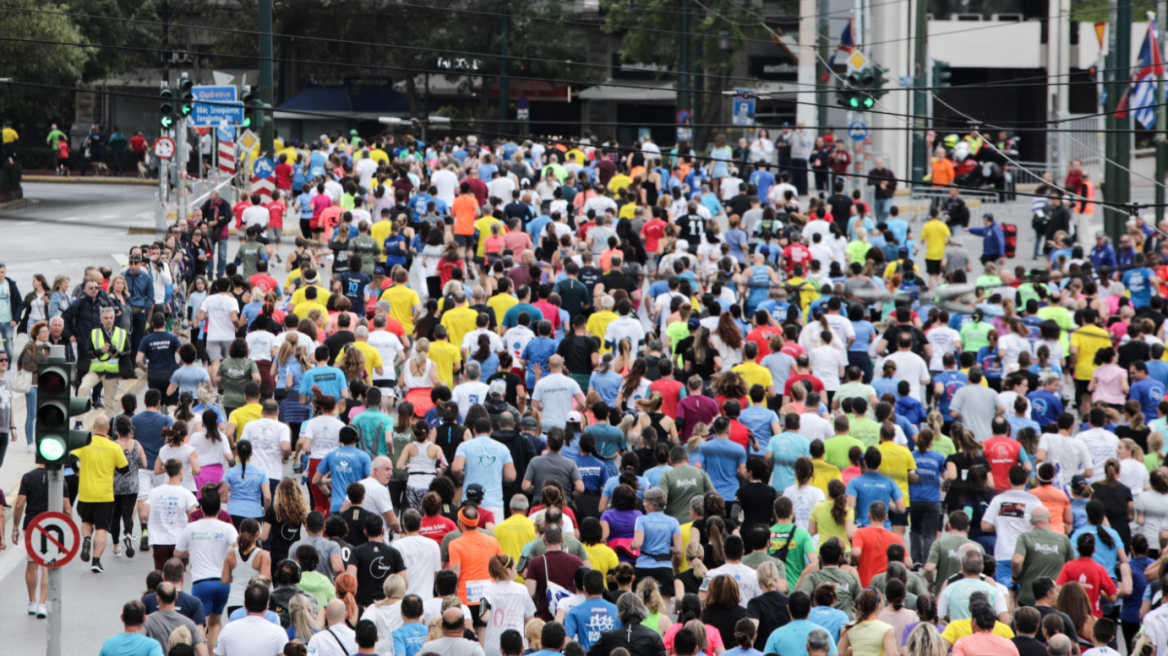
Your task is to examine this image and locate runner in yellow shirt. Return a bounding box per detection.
[379,270,422,335]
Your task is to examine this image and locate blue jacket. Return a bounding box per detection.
[1119,245,1138,267]
[969,221,1006,258]
[124,269,154,309]
[1090,243,1117,270]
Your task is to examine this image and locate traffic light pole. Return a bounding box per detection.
[259,0,275,156]
[177,124,188,224]
[157,142,169,235]
[46,467,63,656]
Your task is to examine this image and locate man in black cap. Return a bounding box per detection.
[462,483,497,530]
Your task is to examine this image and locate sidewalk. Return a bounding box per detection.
[22,175,156,186]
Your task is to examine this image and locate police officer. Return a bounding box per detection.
[76,307,129,419]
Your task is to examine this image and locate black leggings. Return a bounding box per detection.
[112,494,137,543]
[389,480,408,514]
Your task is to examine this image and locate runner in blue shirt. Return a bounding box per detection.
[845,449,904,529]
[740,386,781,454]
[1122,255,1158,309]
[299,346,348,414]
[932,354,968,425]
[699,417,748,500]
[313,426,373,512]
[1026,373,1064,429]
[632,488,682,573]
[1130,361,1166,419]
[563,570,619,651]
[521,322,558,390]
[909,431,947,562]
[768,414,811,493]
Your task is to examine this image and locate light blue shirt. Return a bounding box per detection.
[392,622,430,656]
[740,406,780,452]
[634,512,680,569]
[317,446,373,513]
[1070,525,1123,579]
[589,371,623,407]
[700,438,748,500]
[455,436,515,508]
[845,471,902,529]
[808,606,849,643]
[224,463,269,518]
[98,633,164,656]
[603,474,649,499]
[763,619,839,656]
[169,365,211,396]
[768,432,811,492]
[645,464,671,488]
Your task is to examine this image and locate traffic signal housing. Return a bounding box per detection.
[179,77,195,117]
[933,60,952,88]
[241,86,255,128]
[159,85,175,130]
[35,357,92,467]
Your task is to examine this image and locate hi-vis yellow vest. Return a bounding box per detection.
[89,327,127,373]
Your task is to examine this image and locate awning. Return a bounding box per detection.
[478,80,571,101]
[577,82,675,102]
[275,87,410,120]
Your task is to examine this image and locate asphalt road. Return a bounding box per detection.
[0,179,1146,654]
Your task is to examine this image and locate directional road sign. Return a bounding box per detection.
[153,136,176,159]
[216,126,234,143]
[25,511,80,568]
[190,85,245,128]
[848,121,869,141]
[253,157,275,179]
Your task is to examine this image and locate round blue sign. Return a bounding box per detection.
[676,110,692,124]
[848,121,868,141]
[216,126,233,143]
[253,157,275,178]
[517,97,530,110]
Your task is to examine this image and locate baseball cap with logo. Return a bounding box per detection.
[466,484,485,502]
[489,379,507,397]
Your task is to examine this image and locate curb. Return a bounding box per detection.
[23,175,157,186]
[0,197,38,212]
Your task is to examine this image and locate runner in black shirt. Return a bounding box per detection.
[345,515,406,607]
[557,317,600,387]
[577,253,603,298]
[14,464,72,618]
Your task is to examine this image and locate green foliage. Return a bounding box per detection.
[0,161,23,196]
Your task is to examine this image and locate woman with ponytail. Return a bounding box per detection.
[333,572,360,628]
[223,440,270,529]
[479,554,535,656]
[1091,458,1135,551]
[674,542,707,599]
[155,421,200,492]
[876,579,918,651]
[838,588,896,656]
[809,479,856,551]
[191,408,232,493]
[1118,437,1150,499]
[745,562,788,650]
[663,594,726,655]
[637,577,674,636]
[1073,498,1128,578]
[702,515,728,570]
[222,518,271,616]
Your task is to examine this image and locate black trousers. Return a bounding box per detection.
[112,493,137,544]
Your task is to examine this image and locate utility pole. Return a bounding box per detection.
[1105,0,1132,243]
[910,0,928,183]
[679,0,690,115]
[258,0,275,156]
[817,0,830,129]
[500,0,510,137]
[1157,3,1167,224]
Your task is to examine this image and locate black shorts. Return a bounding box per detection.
[634,566,675,593]
[77,501,115,532]
[1074,379,1091,400]
[455,234,475,249]
[469,602,488,628]
[889,510,909,527]
[147,375,177,406]
[980,254,1001,265]
[134,151,146,163]
[925,259,942,275]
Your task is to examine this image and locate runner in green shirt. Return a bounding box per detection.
[768,496,818,591]
[959,311,993,354]
[824,416,865,472]
[1012,506,1073,606]
[798,539,861,618]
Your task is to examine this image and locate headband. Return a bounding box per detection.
[458,508,479,527]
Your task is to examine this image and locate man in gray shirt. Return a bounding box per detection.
[949,367,1001,442]
[522,428,583,504]
[144,582,207,656]
[943,238,972,277]
[288,511,344,581]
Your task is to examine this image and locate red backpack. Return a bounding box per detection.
[1002,223,1017,258]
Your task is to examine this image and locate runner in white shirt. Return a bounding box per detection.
[461,326,505,357]
[393,510,443,600]
[981,466,1042,567]
[144,459,199,549]
[213,583,290,656]
[1036,423,1094,485]
[306,601,359,656]
[246,328,276,363]
[603,307,646,354]
[175,493,239,640]
[357,458,397,525]
[238,401,292,486]
[355,154,379,189]
[481,554,536,656]
[699,536,761,608]
[368,316,405,385]
[453,362,492,422]
[886,336,931,402]
[242,197,270,230]
[926,324,961,372]
[503,324,536,363]
[1077,409,1120,483]
[432,166,460,206]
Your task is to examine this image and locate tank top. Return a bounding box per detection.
[435,422,466,465]
[644,180,659,207]
[300,197,314,220]
[407,443,443,488]
[401,358,434,389]
[113,441,141,496]
[226,545,264,609]
[648,413,667,441]
[846,620,893,656]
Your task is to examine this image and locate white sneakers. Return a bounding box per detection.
[24,444,33,454]
[27,602,46,618]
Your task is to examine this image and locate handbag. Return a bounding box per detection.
[9,368,31,394]
[544,553,572,616]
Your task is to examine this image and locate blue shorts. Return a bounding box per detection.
[192,578,231,616]
[995,559,1013,587]
[455,234,474,249]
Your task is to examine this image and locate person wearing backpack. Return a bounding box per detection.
[767,496,817,592]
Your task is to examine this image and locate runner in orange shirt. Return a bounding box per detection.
[452,182,480,267]
[447,506,503,626]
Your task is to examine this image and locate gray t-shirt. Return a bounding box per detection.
[143,609,204,654]
[531,373,583,431]
[945,249,970,276]
[288,535,343,581]
[949,384,1001,442]
[524,453,582,504]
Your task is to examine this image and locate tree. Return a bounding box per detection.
[0,0,92,128]
[602,0,769,147]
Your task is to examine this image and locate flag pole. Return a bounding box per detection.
[1156,7,1166,225]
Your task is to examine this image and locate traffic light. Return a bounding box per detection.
[159,85,175,130]
[837,70,876,110]
[35,356,91,467]
[933,60,952,88]
[179,77,194,117]
[241,86,255,128]
[870,64,892,100]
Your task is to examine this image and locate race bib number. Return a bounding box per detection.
[466,579,491,602]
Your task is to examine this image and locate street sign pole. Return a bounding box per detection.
[157,153,169,236]
[177,124,188,225]
[46,468,62,656]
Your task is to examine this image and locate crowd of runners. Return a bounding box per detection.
[0,126,1164,656]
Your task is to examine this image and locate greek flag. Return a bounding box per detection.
[1118,22,1164,129]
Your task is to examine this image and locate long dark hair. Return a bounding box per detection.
[828,478,848,525]
[201,409,222,444]
[237,439,253,478]
[174,392,195,422]
[474,334,492,363]
[1085,499,1115,550]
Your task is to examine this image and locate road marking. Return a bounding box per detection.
[112,253,128,267]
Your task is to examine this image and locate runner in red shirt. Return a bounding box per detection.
[783,355,824,401]
[648,360,684,417]
[265,190,286,262]
[233,196,251,232]
[641,209,667,254]
[130,132,148,177]
[1056,534,1118,617]
[249,265,279,297]
[274,153,293,191]
[746,310,782,362]
[982,418,1024,494]
[782,242,812,275]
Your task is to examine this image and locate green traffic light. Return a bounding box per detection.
[181,105,192,116]
[848,96,860,109]
[242,117,252,128]
[160,115,174,129]
[38,436,65,462]
[863,97,875,109]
